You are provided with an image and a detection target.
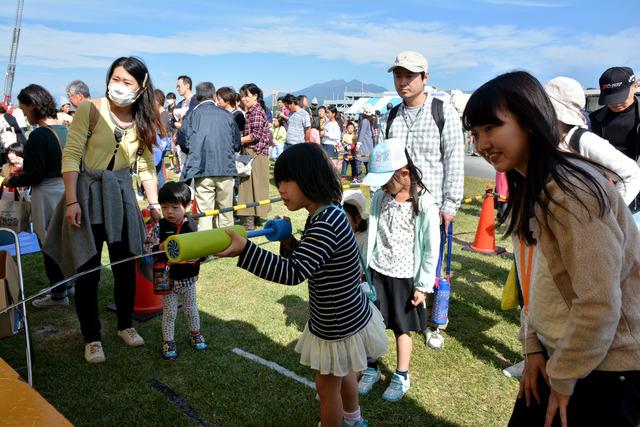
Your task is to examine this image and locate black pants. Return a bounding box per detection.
[38,237,68,300]
[74,224,136,343]
[508,370,640,426]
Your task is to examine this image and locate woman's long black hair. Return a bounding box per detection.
[240,83,269,116]
[462,71,610,244]
[105,56,165,151]
[274,143,342,205]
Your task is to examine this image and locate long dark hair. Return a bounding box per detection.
[17,84,56,122]
[105,57,165,151]
[386,150,426,215]
[274,143,342,205]
[240,83,268,115]
[462,71,610,244]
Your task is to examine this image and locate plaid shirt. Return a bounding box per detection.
[243,104,272,156]
[379,97,464,216]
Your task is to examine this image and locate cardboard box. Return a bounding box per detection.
[0,251,21,338]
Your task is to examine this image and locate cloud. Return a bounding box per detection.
[0,14,636,90]
[477,0,571,7]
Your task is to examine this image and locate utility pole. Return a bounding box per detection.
[4,0,25,105]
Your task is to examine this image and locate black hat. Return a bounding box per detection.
[598,66,636,105]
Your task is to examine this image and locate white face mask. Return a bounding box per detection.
[108,83,141,107]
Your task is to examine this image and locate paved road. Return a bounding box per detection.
[464,154,495,179]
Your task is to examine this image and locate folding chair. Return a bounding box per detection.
[0,227,32,385]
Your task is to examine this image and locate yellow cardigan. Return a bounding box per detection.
[62,98,156,182]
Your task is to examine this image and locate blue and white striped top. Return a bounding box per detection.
[238,205,372,341]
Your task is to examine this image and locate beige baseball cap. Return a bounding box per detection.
[388,51,428,73]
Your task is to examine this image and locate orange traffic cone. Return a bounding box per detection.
[133,260,163,318]
[464,185,506,256]
[192,195,198,214]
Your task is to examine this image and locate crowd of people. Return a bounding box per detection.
[1,49,639,426]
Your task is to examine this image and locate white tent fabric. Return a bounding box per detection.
[345,97,370,114]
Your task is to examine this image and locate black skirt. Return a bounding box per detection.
[371,268,427,335]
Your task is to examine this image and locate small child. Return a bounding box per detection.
[271,117,287,161]
[342,189,368,254]
[359,138,440,401]
[153,181,208,360]
[341,121,361,181]
[216,143,387,427]
[0,142,25,200]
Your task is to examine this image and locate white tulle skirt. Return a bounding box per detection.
[295,303,388,376]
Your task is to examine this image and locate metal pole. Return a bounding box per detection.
[3,0,25,105]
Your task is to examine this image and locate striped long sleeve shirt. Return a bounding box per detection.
[238,205,372,341]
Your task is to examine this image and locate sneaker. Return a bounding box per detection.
[382,373,411,402]
[32,295,69,308]
[502,360,525,379]
[190,334,208,351]
[117,328,145,347]
[358,367,381,396]
[66,286,75,298]
[342,418,369,427]
[382,373,410,402]
[425,327,445,350]
[84,341,106,364]
[162,341,177,360]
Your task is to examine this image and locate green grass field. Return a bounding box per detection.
[0,174,521,426]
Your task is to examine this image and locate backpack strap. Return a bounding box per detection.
[385,104,401,139]
[87,98,101,138]
[431,97,445,136]
[568,127,588,152]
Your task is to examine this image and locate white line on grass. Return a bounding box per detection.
[232,347,316,390]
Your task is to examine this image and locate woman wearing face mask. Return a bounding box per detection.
[44,57,164,364]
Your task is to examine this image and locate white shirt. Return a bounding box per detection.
[370,193,415,278]
[562,126,640,205]
[322,121,341,146]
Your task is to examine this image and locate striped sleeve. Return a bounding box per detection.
[238,220,337,286]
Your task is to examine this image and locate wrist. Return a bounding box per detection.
[66,201,79,207]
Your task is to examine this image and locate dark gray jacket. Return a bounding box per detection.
[178,100,240,181]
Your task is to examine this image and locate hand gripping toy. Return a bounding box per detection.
[164,219,292,263]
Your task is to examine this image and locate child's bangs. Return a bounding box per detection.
[462,83,507,131]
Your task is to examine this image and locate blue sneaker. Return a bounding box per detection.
[358,368,381,396]
[190,334,208,351]
[382,373,410,402]
[162,341,177,360]
[341,418,368,426]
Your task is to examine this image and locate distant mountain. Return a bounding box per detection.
[266,79,388,106]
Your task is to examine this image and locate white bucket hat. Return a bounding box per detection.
[342,190,369,220]
[545,77,586,128]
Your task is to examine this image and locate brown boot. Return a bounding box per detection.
[243,216,255,231]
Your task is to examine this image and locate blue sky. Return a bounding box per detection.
[0,0,638,104]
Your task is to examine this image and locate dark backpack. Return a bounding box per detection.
[568,127,588,152]
[385,97,445,140]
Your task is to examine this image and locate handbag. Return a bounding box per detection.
[431,222,453,326]
[501,261,520,310]
[0,183,30,233]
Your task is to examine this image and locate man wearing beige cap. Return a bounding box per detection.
[379,51,464,350]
